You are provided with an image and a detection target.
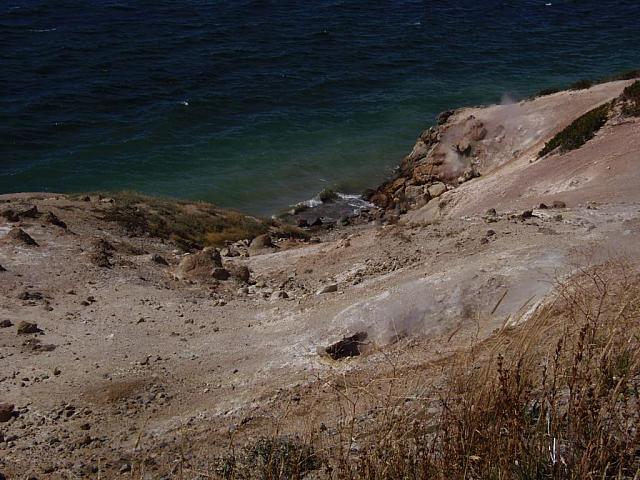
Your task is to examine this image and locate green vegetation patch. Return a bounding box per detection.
[621,80,640,116]
[95,192,269,250]
[538,102,611,158]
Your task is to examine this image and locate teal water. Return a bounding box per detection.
[2,1,640,214]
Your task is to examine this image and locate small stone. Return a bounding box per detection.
[552,200,567,209]
[43,212,67,229]
[120,464,132,474]
[480,237,489,245]
[538,203,548,209]
[17,321,40,335]
[486,229,496,237]
[317,284,338,294]
[0,320,12,328]
[212,268,231,281]
[0,264,5,272]
[151,254,168,266]
[53,367,62,376]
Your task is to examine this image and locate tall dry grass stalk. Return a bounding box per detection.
[333,260,640,479]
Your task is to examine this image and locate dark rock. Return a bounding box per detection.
[486,229,496,237]
[18,291,43,301]
[539,203,548,209]
[0,320,13,328]
[519,210,535,220]
[485,208,497,217]
[0,403,15,422]
[552,200,567,209]
[0,209,19,222]
[0,264,6,272]
[17,321,41,334]
[437,110,455,125]
[480,237,489,245]
[325,332,368,360]
[297,218,309,228]
[151,254,169,266]
[18,205,39,218]
[43,212,67,229]
[229,265,251,283]
[212,268,231,281]
[310,218,323,227]
[4,228,38,247]
[339,216,350,226]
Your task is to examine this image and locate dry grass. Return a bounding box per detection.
[125,260,640,479]
[330,260,640,479]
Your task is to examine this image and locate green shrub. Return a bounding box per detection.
[318,188,338,203]
[621,80,640,116]
[538,102,611,158]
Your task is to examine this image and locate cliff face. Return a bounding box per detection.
[367,79,638,220]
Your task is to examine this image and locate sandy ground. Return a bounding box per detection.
[1,80,639,478]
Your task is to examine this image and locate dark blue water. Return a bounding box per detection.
[2,1,640,214]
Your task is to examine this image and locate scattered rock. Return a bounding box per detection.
[324,332,368,360]
[427,182,447,199]
[17,321,41,335]
[151,254,169,266]
[43,211,67,229]
[176,248,223,282]
[212,268,231,281]
[249,234,274,255]
[0,209,19,222]
[486,229,496,237]
[18,290,43,301]
[539,203,549,209]
[552,200,567,209]
[317,284,338,294]
[89,238,114,268]
[519,210,535,221]
[18,205,39,218]
[0,320,12,328]
[270,290,289,301]
[0,403,16,422]
[2,228,38,247]
[0,264,5,272]
[229,265,251,283]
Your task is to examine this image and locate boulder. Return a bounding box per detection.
[2,228,38,247]
[427,182,447,198]
[0,403,15,423]
[176,248,223,282]
[229,265,251,283]
[151,254,169,266]
[17,321,40,334]
[212,268,231,281]
[464,117,488,141]
[404,185,426,203]
[248,234,274,255]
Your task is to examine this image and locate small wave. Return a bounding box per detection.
[30,28,57,32]
[180,100,189,106]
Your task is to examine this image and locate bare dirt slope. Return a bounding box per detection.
[1,79,639,478]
